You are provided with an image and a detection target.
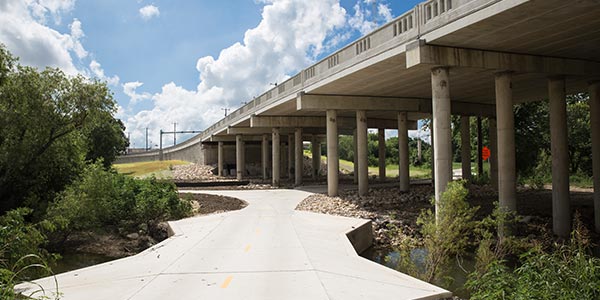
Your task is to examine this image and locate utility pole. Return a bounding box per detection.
[173,122,177,146]
[145,127,149,151]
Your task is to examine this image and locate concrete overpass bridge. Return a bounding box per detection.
[118,0,600,237]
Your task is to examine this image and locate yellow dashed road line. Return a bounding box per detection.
[220,276,233,288]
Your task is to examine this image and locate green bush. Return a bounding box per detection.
[46,162,192,241]
[524,149,551,190]
[417,181,479,284]
[0,208,57,299]
[467,219,600,300]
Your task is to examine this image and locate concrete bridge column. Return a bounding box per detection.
[549,77,571,238]
[431,67,453,214]
[327,110,339,196]
[430,120,435,186]
[236,135,245,180]
[272,128,280,187]
[398,112,410,192]
[288,135,294,179]
[295,128,303,186]
[357,110,369,196]
[590,81,600,233]
[460,116,471,182]
[312,137,321,180]
[477,117,484,177]
[262,134,269,180]
[218,141,224,176]
[378,128,386,181]
[353,129,358,184]
[489,118,498,190]
[495,72,517,214]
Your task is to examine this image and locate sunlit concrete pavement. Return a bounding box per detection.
[18,189,450,300]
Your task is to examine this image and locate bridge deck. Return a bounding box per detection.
[19,189,450,300]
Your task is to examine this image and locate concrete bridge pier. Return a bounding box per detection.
[489,118,498,190]
[288,134,294,179]
[262,134,269,180]
[398,112,410,192]
[272,128,280,187]
[495,72,517,215]
[353,129,358,184]
[378,128,386,181]
[357,110,369,196]
[295,128,303,186]
[431,67,453,216]
[236,135,245,180]
[549,77,571,237]
[590,81,600,233]
[327,110,339,196]
[460,116,471,182]
[218,141,224,176]
[312,136,321,180]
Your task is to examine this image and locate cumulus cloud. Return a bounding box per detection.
[123,0,395,146]
[0,0,121,87]
[28,0,76,25]
[139,5,160,20]
[0,1,87,74]
[123,81,152,104]
[90,60,120,86]
[123,0,347,146]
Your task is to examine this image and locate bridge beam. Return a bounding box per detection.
[297,93,422,111]
[407,41,600,77]
[251,115,416,130]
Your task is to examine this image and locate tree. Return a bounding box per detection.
[0,45,125,214]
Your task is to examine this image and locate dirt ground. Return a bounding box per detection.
[62,193,247,258]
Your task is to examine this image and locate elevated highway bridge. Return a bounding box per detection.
[118,0,600,237]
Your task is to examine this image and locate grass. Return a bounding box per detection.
[304,150,432,179]
[113,160,190,178]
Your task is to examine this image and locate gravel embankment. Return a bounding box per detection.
[296,185,436,248]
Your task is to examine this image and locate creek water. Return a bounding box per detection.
[361,247,475,298]
[51,252,115,275]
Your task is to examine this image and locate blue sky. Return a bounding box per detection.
[0,0,423,148]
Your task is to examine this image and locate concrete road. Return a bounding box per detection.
[18,189,450,300]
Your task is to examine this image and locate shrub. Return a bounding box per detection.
[417,181,479,284]
[0,208,57,299]
[467,218,600,300]
[46,162,192,241]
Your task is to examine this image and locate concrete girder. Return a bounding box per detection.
[297,92,422,112]
[209,135,265,142]
[407,41,600,77]
[251,115,417,130]
[297,93,496,117]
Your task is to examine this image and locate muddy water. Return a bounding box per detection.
[361,247,474,298]
[51,252,115,275]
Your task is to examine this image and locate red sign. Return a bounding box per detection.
[482,146,491,161]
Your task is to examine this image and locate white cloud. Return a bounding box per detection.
[123,81,151,104]
[28,0,76,25]
[90,60,120,86]
[0,0,121,86]
[377,3,393,22]
[122,0,396,147]
[123,0,347,146]
[139,5,160,20]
